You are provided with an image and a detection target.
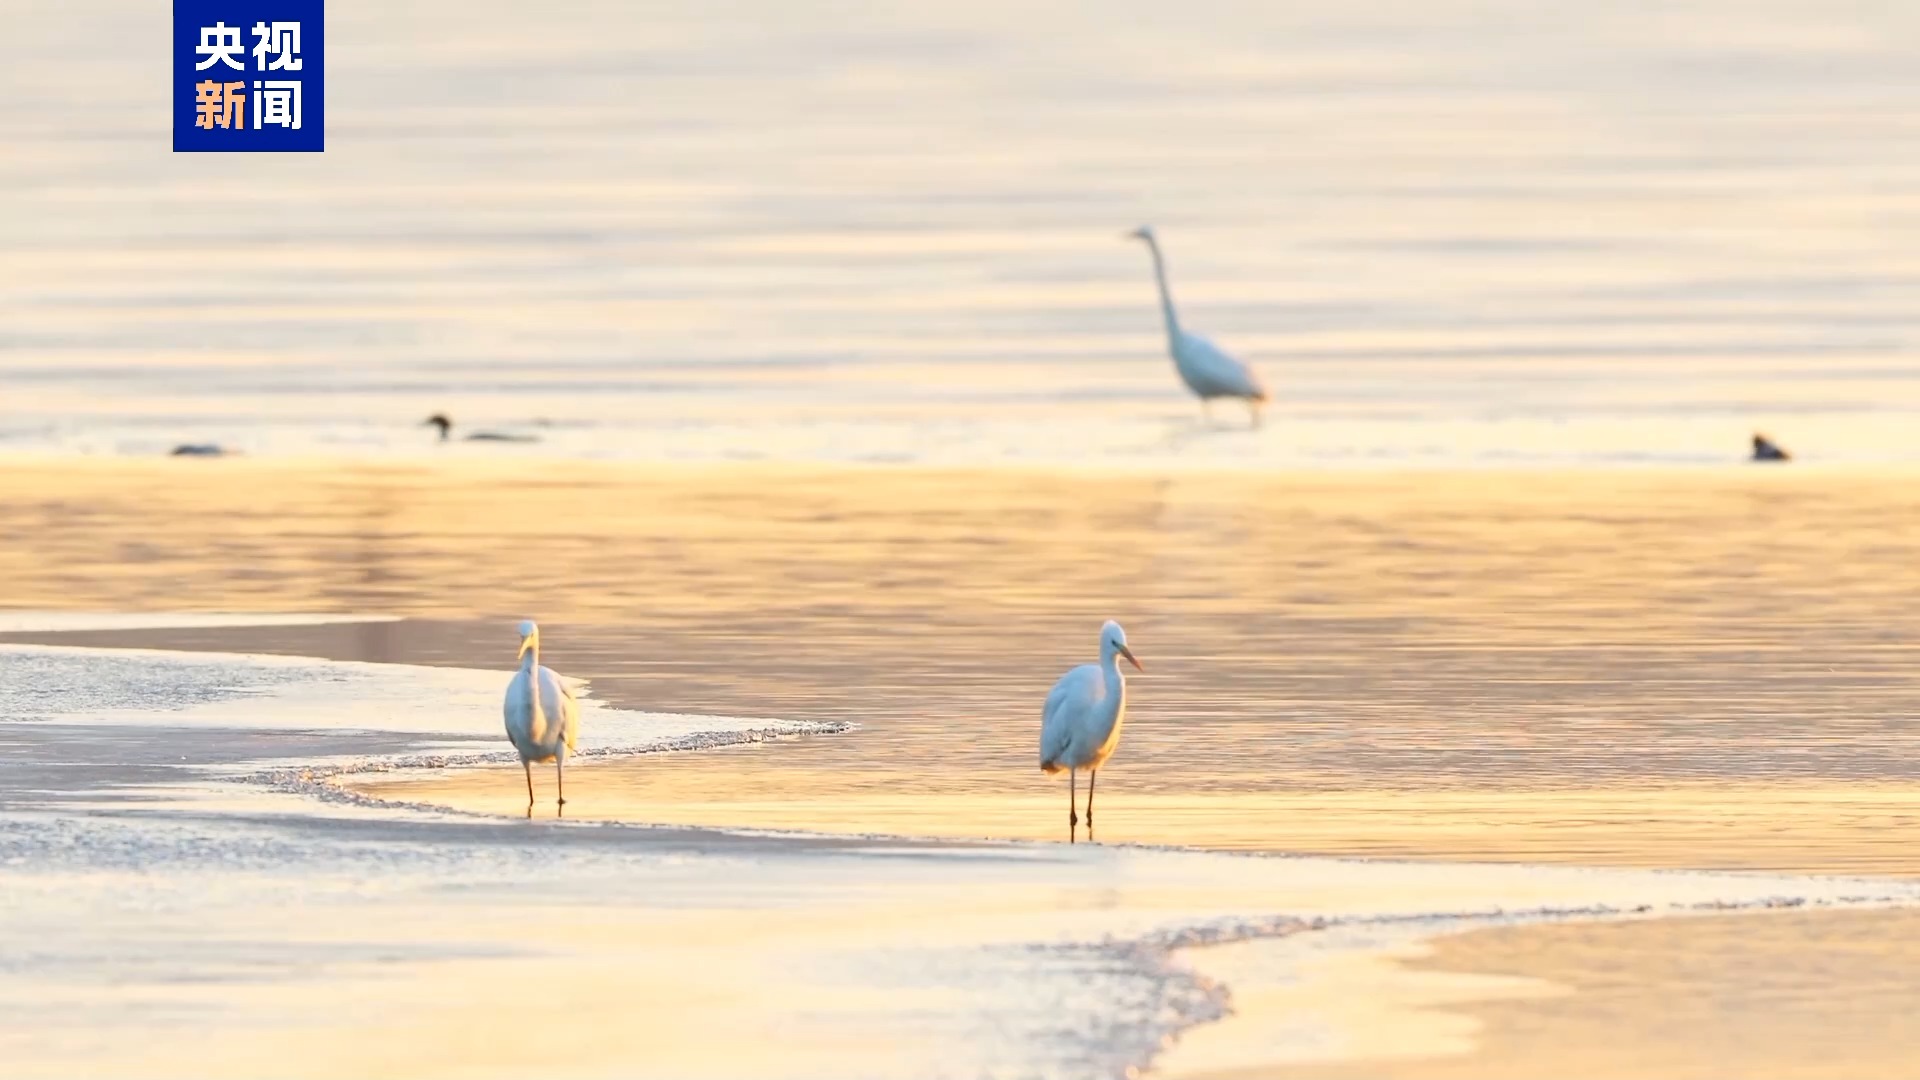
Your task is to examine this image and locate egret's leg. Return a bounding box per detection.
[1069,768,1079,843]
[556,756,567,812]
[1202,399,1214,425]
[1249,399,1263,429]
[1086,770,1096,838]
[523,761,534,817]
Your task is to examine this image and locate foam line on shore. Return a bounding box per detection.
[0,639,845,780]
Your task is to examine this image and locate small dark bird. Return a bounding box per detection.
[422,414,538,443]
[170,443,233,457]
[1751,433,1791,462]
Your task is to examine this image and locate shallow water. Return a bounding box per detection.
[6,2,1920,464]
[6,461,1919,872]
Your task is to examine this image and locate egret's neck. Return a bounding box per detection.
[520,644,544,716]
[1141,238,1181,342]
[1098,644,1126,698]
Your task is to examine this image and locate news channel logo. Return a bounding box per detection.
[173,1,324,152]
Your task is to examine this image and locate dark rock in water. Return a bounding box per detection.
[1751,434,1790,462]
[170,444,232,457]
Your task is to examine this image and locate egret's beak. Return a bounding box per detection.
[1124,228,1146,241]
[517,636,534,660]
[1118,644,1143,671]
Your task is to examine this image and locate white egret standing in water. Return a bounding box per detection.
[1126,226,1269,428]
[504,619,579,815]
[1039,619,1143,842]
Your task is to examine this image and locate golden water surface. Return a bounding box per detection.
[5,459,1919,871]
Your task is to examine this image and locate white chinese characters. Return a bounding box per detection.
[251,21,303,71]
[194,22,245,71]
[252,81,303,130]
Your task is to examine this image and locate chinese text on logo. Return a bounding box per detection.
[173,2,324,152]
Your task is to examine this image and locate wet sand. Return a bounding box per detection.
[7,712,1910,1080]
[19,667,1905,1080]
[1173,908,1920,1080]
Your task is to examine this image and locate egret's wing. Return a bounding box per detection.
[559,678,579,754]
[537,666,580,753]
[1176,331,1267,400]
[1039,664,1100,770]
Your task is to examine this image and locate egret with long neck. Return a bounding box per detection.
[1038,619,1144,842]
[503,619,580,815]
[1126,226,1269,428]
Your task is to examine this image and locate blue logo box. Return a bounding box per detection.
[173,0,324,152]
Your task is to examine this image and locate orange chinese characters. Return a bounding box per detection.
[194,80,247,129]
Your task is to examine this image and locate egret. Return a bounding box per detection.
[1039,619,1143,843]
[424,414,539,443]
[1751,433,1791,462]
[503,619,580,815]
[1126,226,1269,428]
